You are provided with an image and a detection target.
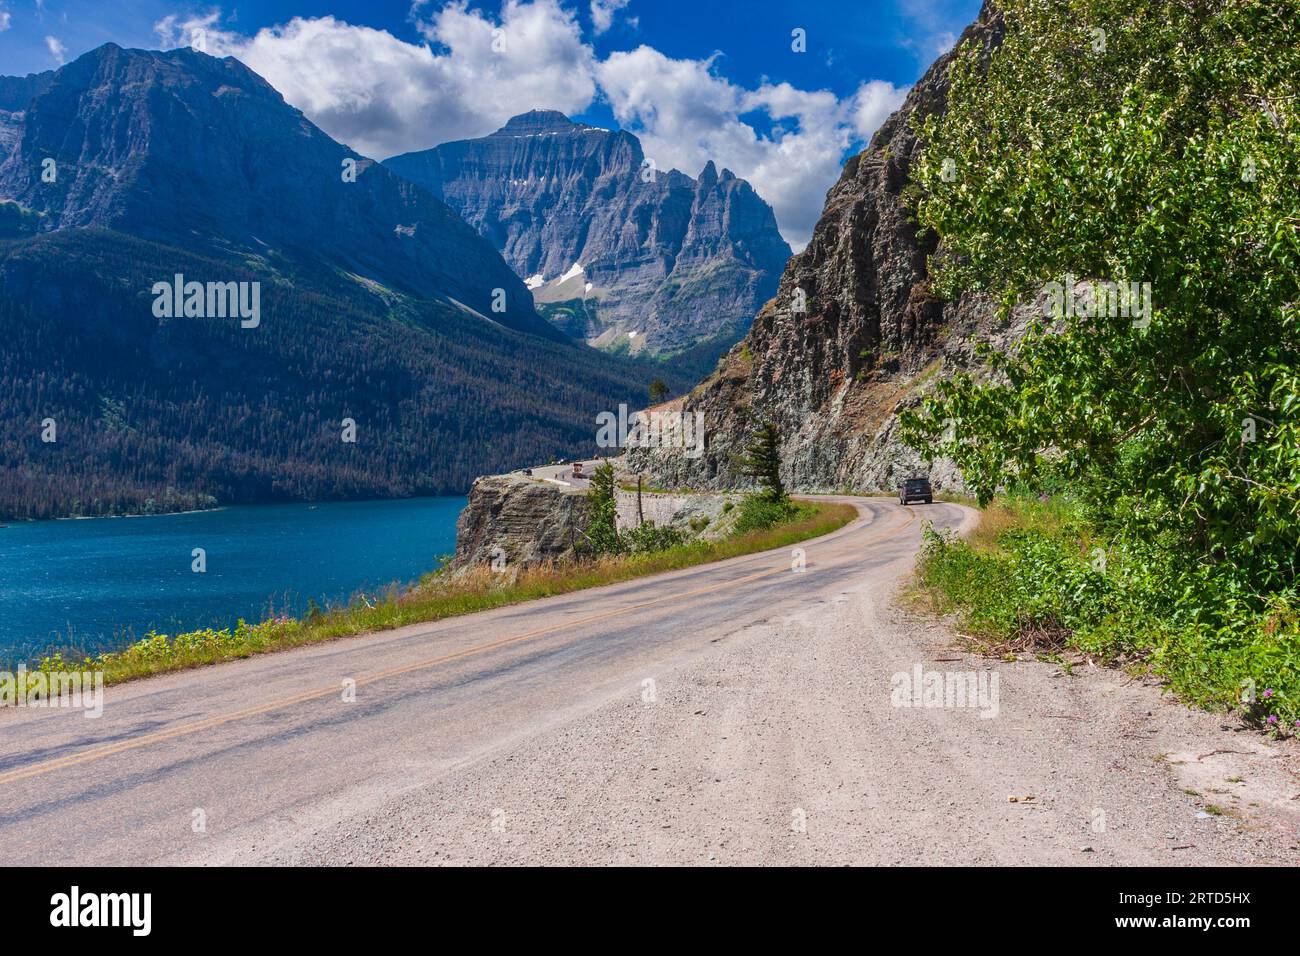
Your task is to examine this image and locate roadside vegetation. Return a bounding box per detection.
[32,494,855,688]
[901,1,1299,734]
[915,494,1300,734]
[734,417,805,531]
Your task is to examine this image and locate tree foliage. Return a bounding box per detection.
[584,460,623,556]
[739,419,787,503]
[902,0,1300,595]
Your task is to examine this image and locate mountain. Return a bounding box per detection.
[628,2,1009,493]
[0,45,686,520]
[384,111,792,363]
[0,44,555,340]
[0,70,53,163]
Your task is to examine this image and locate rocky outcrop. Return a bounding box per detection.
[453,468,739,573]
[615,489,738,540]
[454,474,592,571]
[629,2,1010,494]
[384,111,791,356]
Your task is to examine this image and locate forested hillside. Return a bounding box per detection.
[0,229,682,519]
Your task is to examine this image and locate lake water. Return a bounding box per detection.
[0,497,465,665]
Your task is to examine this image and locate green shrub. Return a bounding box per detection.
[903,0,1300,598]
[585,461,623,555]
[624,522,685,554]
[734,495,804,534]
[918,500,1300,734]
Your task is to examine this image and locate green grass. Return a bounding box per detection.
[32,499,856,688]
[914,495,1300,735]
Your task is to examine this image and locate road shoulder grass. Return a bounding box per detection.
[35,499,857,688]
[910,496,1300,735]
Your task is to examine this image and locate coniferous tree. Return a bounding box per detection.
[585,460,623,555]
[740,420,786,503]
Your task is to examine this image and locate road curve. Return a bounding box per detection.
[0,496,965,865]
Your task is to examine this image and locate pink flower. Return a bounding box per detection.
[1263,688,1274,698]
[1266,715,1278,725]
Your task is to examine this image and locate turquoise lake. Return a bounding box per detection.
[0,496,465,664]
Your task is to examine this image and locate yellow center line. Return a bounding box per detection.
[0,502,916,787]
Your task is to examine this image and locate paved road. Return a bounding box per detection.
[514,458,602,484]
[0,496,955,865]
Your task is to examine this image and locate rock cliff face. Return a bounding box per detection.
[454,474,593,571]
[629,2,1012,494]
[0,71,53,163]
[384,111,791,356]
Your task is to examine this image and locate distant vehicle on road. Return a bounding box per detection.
[572,462,585,478]
[899,476,933,506]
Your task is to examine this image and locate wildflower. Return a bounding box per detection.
[1266,715,1278,725]
[1263,688,1274,698]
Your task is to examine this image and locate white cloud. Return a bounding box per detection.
[153,2,908,250]
[590,0,631,35]
[157,2,594,161]
[45,35,66,64]
[154,11,223,51]
[0,9,12,33]
[597,47,906,248]
[926,31,958,60]
[850,79,910,142]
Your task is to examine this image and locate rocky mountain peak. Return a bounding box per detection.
[0,67,55,165]
[0,69,54,112]
[384,113,791,362]
[496,109,584,135]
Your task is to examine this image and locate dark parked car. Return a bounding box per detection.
[899,476,933,505]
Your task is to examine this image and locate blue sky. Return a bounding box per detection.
[0,0,982,246]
